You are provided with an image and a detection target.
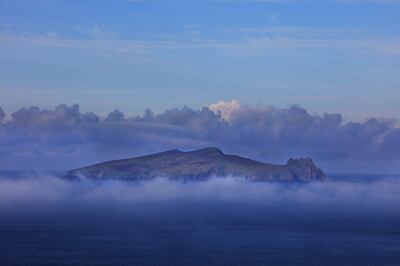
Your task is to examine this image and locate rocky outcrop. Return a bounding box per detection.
[66,147,327,182]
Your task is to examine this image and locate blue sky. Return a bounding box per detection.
[0,0,399,121]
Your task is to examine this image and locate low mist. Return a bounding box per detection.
[0,175,399,216]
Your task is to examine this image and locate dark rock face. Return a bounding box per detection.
[286,157,326,182]
[66,147,327,182]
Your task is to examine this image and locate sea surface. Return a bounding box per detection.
[0,172,399,266]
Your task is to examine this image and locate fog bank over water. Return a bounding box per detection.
[0,175,399,215]
[1,174,399,266]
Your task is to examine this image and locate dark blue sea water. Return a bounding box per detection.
[0,173,399,266]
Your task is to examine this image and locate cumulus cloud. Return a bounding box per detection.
[209,99,241,122]
[0,102,399,172]
[105,109,126,122]
[10,104,99,128]
[0,107,5,122]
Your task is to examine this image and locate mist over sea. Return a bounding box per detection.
[0,172,399,266]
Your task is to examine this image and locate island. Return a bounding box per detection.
[66,147,327,182]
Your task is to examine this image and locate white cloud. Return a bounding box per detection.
[0,175,399,211]
[1,28,399,55]
[209,100,241,121]
[86,23,117,40]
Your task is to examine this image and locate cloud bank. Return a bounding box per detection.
[0,175,399,216]
[0,102,399,172]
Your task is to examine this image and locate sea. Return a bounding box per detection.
[0,172,399,266]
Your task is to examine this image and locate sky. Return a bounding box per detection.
[0,0,399,120]
[0,0,400,173]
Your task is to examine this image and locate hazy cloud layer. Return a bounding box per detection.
[0,176,399,215]
[0,102,399,172]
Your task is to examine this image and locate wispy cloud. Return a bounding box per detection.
[85,23,117,40]
[1,29,399,55]
[0,175,398,207]
[211,0,400,4]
